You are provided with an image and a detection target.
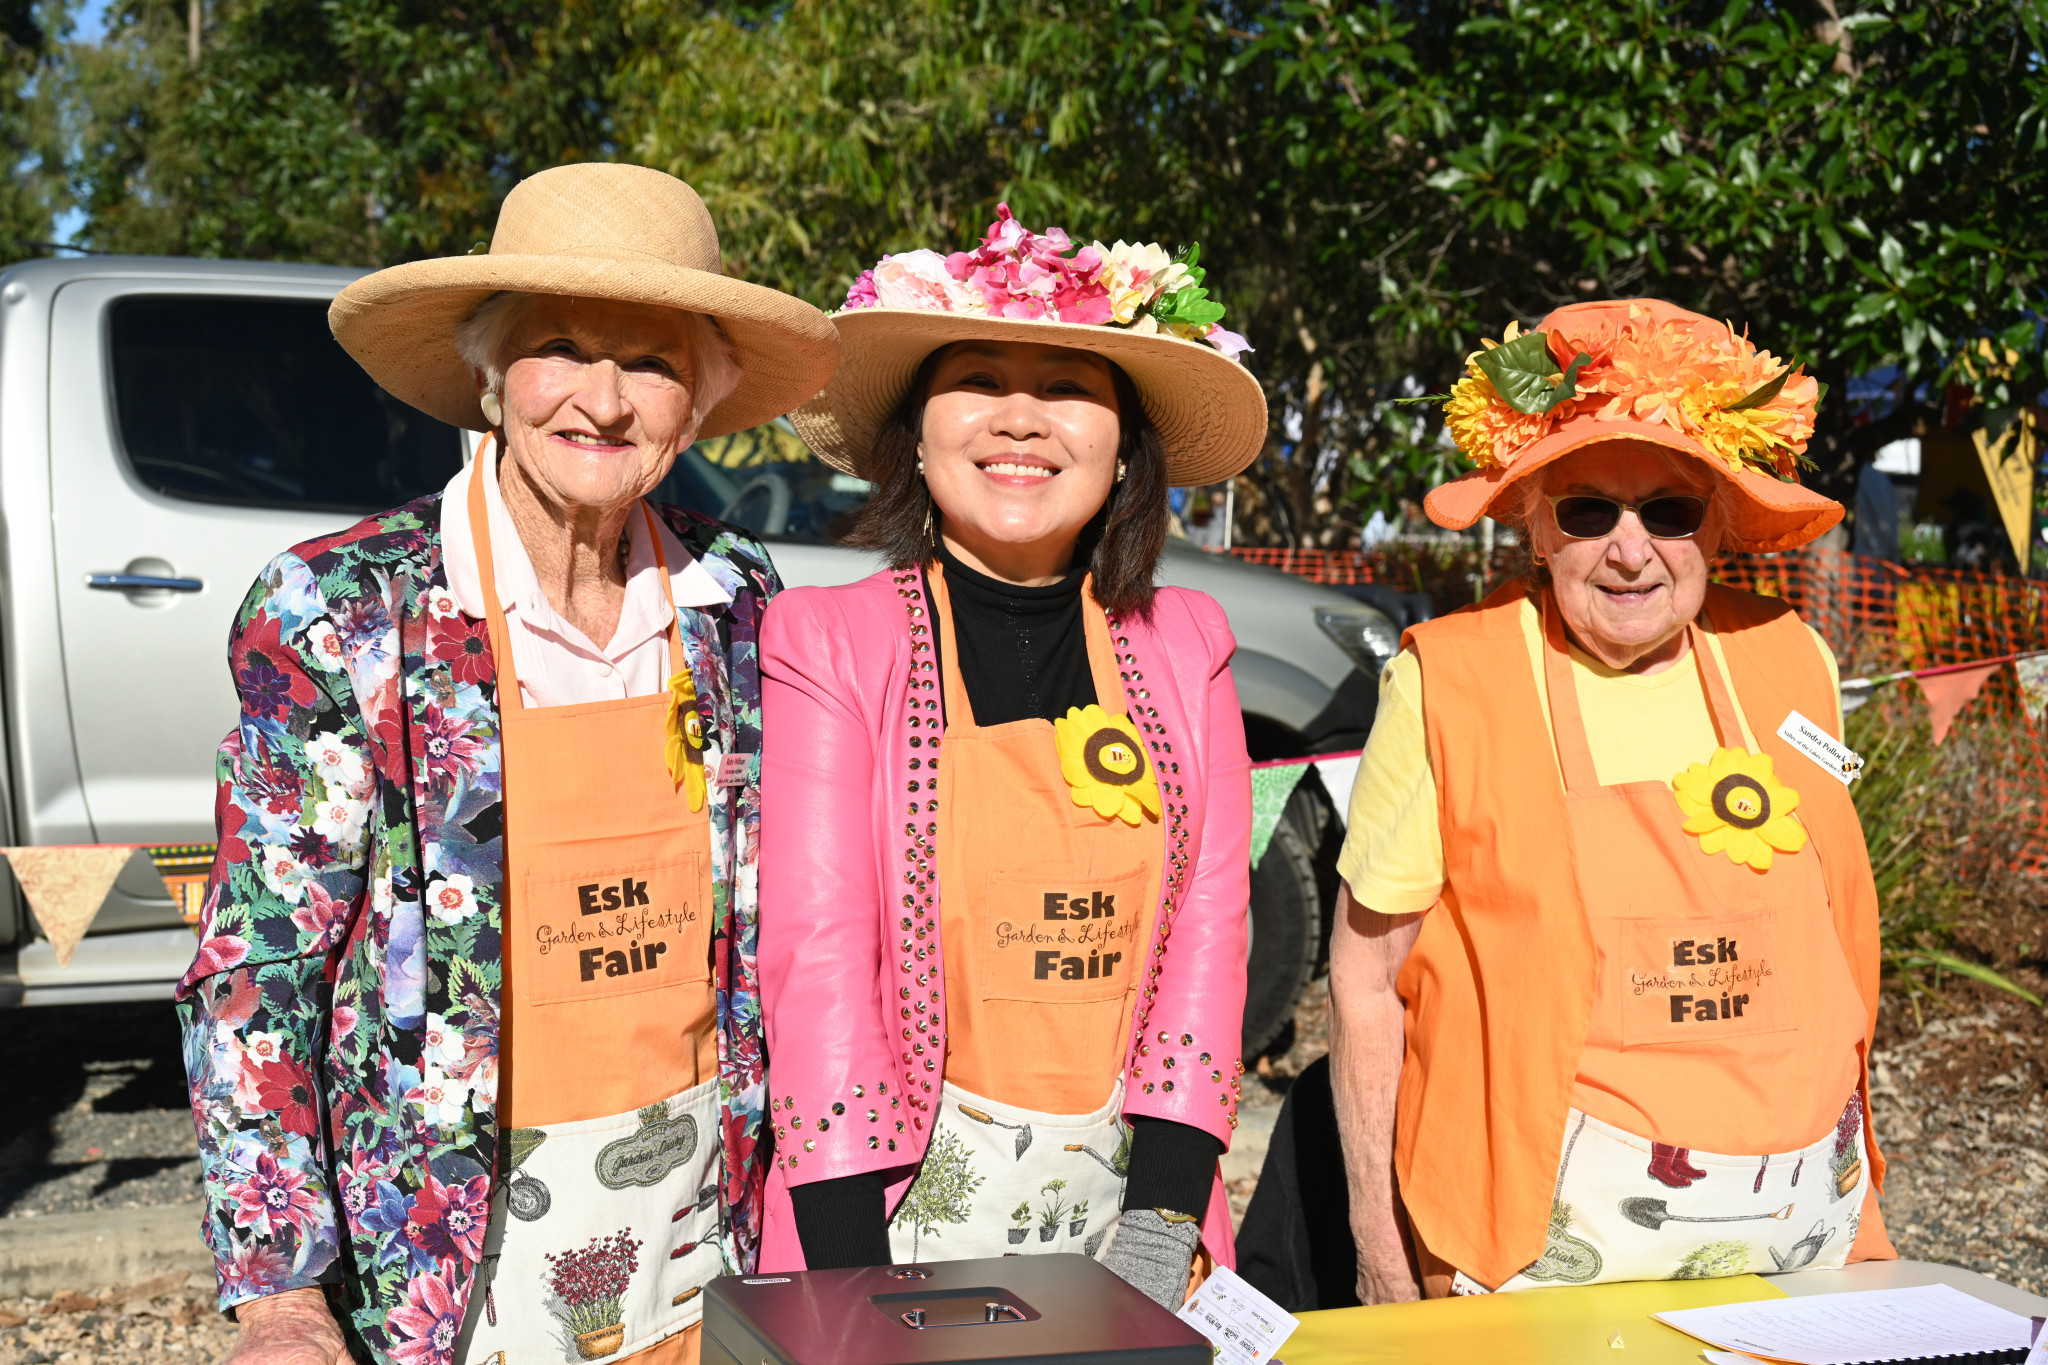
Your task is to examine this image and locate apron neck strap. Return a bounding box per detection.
[466,436,688,716]
[1538,586,1743,794]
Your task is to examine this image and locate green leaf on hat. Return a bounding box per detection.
[1473,330,1591,415]
[1151,285,1227,329]
[1726,367,1791,411]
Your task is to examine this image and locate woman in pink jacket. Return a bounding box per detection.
[755,208,1266,1304]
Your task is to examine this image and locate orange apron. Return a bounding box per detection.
[457,458,718,1365]
[1543,600,1866,1152]
[930,567,1161,1113]
[877,568,1165,1267]
[1423,598,1870,1294]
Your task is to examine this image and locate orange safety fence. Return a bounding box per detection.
[1228,544,2048,873]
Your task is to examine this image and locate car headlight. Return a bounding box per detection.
[1314,607,1401,676]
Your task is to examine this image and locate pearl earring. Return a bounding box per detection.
[916,458,926,476]
[479,392,503,427]
[1116,460,1127,484]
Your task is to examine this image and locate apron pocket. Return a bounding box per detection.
[977,867,1153,1006]
[520,855,710,1007]
[458,1077,725,1364]
[1616,908,1793,1048]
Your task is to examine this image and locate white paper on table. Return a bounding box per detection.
[2025,1313,2047,1365]
[1177,1264,1299,1365]
[1655,1283,2033,1365]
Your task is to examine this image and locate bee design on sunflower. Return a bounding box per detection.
[665,667,708,812]
[1673,747,1807,871]
[1053,704,1162,827]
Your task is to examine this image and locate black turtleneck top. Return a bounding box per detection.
[787,546,1224,1271]
[931,539,1097,724]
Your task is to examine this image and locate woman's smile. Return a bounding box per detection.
[976,454,1060,485]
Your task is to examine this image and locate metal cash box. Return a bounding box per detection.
[702,1254,1212,1365]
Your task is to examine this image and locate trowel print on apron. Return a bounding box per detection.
[1462,1094,1870,1294]
[454,460,725,1364]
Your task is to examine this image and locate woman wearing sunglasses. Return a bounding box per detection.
[1319,300,1891,1302]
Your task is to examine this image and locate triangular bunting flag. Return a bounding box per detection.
[1916,663,2001,745]
[2016,655,2048,726]
[1249,762,1314,867]
[1,845,141,967]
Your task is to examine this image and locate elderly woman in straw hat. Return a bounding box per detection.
[1318,300,1892,1304]
[753,207,1263,1305]
[174,163,836,1365]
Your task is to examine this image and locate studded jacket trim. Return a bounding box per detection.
[756,566,1252,1269]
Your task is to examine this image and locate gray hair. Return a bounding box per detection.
[454,290,744,434]
[1498,443,1732,558]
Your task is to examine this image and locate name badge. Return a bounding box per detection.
[714,752,751,788]
[1775,710,1864,785]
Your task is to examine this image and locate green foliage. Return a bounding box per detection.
[69,0,627,263]
[42,0,2047,543]
[0,0,71,266]
[1846,699,2042,1013]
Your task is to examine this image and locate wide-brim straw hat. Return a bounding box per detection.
[1425,299,1842,554]
[791,309,1269,487]
[329,163,838,438]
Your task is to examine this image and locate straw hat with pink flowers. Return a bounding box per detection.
[791,205,1268,488]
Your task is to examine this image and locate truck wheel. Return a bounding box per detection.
[1242,794,1322,1059]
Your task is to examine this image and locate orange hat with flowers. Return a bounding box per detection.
[1423,299,1843,553]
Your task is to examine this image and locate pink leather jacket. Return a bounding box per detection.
[756,565,1251,1270]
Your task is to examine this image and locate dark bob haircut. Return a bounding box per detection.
[841,344,1170,616]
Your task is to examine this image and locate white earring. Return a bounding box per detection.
[916,458,926,476]
[479,391,503,427]
[1116,460,1127,483]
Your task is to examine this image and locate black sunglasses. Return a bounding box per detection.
[1547,494,1708,540]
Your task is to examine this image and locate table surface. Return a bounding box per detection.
[1282,1260,2047,1365]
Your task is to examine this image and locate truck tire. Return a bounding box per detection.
[1242,793,1323,1059]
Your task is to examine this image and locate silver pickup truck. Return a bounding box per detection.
[0,255,1398,1053]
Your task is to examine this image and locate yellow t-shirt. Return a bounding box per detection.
[1335,595,1841,915]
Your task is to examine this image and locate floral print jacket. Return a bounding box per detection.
[174,494,777,1362]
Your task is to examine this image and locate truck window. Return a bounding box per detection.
[109,296,461,513]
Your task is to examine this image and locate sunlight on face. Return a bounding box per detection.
[918,341,1122,582]
[1527,441,1724,672]
[494,296,699,514]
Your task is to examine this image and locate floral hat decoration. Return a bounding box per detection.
[1422,299,1844,553]
[790,205,1268,487]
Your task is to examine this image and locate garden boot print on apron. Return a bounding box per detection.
[1459,1095,1870,1294]
[881,569,1166,1264]
[1451,595,1871,1294]
[454,469,723,1365]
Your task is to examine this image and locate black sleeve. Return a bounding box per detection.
[1122,1116,1226,1222]
[789,1171,894,1269]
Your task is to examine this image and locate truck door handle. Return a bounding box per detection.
[87,573,204,592]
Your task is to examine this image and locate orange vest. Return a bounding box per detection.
[1394,579,1890,1288]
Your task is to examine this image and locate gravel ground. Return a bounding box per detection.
[1867,1004,2048,1295]
[0,1003,204,1223]
[0,1274,236,1365]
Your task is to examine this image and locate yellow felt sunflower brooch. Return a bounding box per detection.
[1054,705,1161,827]
[665,668,707,812]
[1672,747,1806,871]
